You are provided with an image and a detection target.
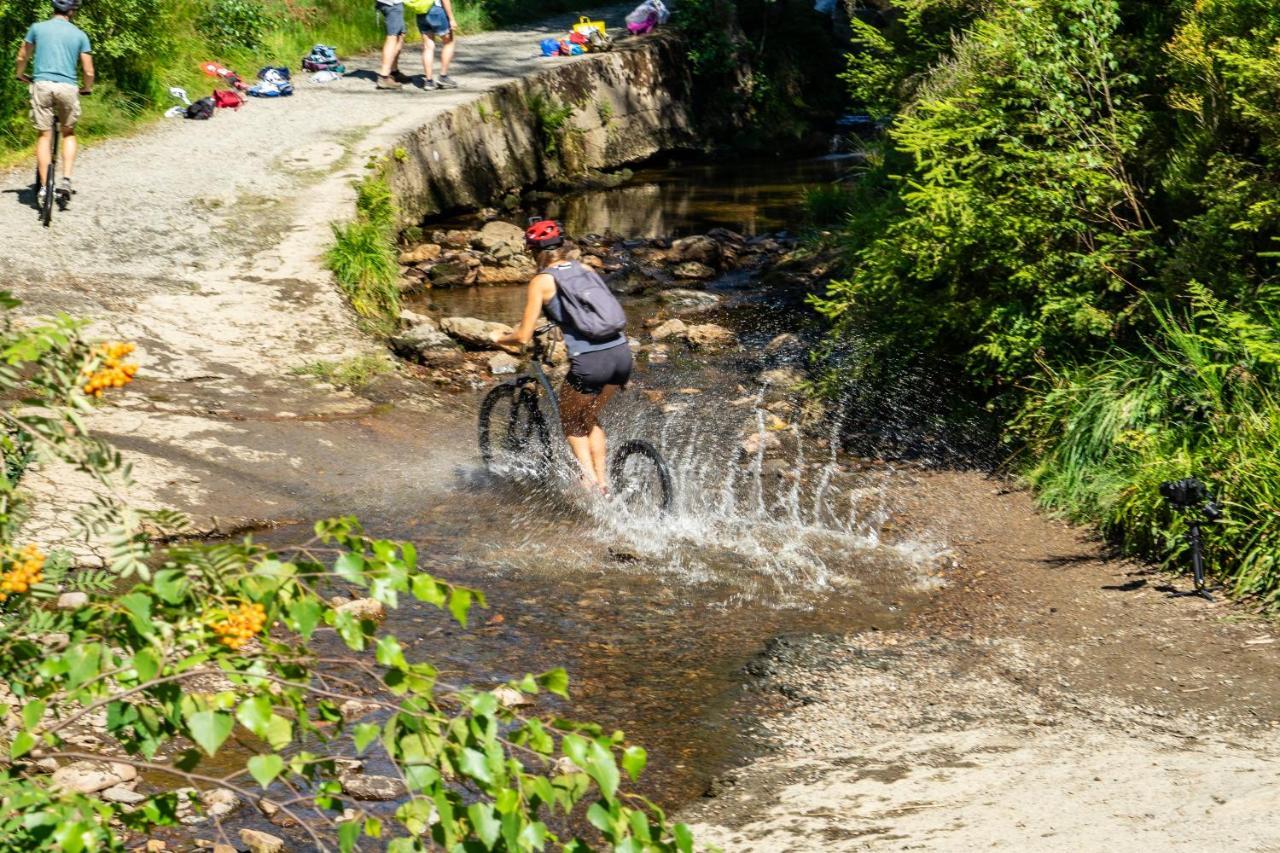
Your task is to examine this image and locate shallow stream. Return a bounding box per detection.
[191,155,949,845]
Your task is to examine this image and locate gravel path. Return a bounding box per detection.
[0,12,616,551]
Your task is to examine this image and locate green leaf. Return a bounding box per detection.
[375,635,407,670]
[21,699,45,731]
[247,753,284,788]
[64,643,101,689]
[587,739,620,801]
[236,696,274,738]
[448,587,473,627]
[353,723,380,754]
[536,668,569,698]
[264,715,293,750]
[288,598,323,640]
[119,592,155,636]
[132,648,160,683]
[468,802,502,848]
[10,731,36,759]
[338,819,361,853]
[459,747,494,785]
[334,552,366,585]
[621,745,647,781]
[411,574,446,606]
[185,710,234,756]
[674,822,694,853]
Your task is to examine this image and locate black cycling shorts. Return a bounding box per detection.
[566,344,633,394]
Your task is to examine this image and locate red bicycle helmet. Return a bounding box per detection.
[524,219,564,250]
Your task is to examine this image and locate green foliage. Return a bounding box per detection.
[197,0,274,51]
[526,92,576,158]
[0,293,707,851]
[292,352,393,389]
[813,0,1280,599]
[327,169,401,327]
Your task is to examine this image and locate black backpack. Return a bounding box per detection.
[547,262,628,341]
[185,97,215,120]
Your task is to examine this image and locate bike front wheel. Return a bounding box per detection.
[478,381,552,478]
[610,439,674,514]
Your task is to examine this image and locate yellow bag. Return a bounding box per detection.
[572,15,606,35]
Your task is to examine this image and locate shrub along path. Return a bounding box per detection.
[0,12,615,552]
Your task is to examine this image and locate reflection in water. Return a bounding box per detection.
[541,155,860,238]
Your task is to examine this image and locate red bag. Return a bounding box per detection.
[569,31,589,45]
[213,89,244,110]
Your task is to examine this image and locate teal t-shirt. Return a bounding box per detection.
[24,19,91,85]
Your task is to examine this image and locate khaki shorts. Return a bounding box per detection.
[30,81,81,132]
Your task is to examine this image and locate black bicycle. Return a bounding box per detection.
[478,324,674,512]
[23,75,75,227]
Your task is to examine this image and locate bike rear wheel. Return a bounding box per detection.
[478,381,553,478]
[610,439,674,513]
[40,125,58,228]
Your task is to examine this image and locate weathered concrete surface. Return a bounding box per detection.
[0,7,641,556]
[390,33,698,224]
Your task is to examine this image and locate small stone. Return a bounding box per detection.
[340,699,382,720]
[492,685,534,708]
[55,591,88,610]
[336,597,385,623]
[741,432,782,456]
[101,785,146,805]
[340,773,406,801]
[476,265,531,285]
[50,760,138,795]
[488,352,520,375]
[213,846,237,853]
[759,367,805,388]
[686,324,738,351]
[552,756,578,775]
[428,262,471,288]
[659,289,720,312]
[672,261,716,280]
[391,322,456,360]
[145,841,166,852]
[398,243,442,264]
[647,343,670,364]
[441,229,475,249]
[671,234,721,266]
[650,318,688,341]
[240,829,286,853]
[41,632,69,651]
[202,787,239,818]
[763,333,806,361]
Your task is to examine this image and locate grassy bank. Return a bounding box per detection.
[0,0,551,162]
[812,0,1280,602]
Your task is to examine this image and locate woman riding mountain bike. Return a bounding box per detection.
[495,220,633,496]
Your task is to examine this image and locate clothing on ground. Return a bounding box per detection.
[567,344,634,394]
[376,1,407,36]
[30,81,80,131]
[24,18,91,85]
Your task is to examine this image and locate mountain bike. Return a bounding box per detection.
[478,324,674,513]
[22,76,76,227]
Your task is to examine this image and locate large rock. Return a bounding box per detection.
[51,760,137,795]
[489,353,520,375]
[477,265,531,286]
[240,829,285,853]
[391,322,456,361]
[101,785,146,805]
[671,235,721,267]
[740,431,782,456]
[673,262,716,281]
[686,324,738,351]
[651,318,688,341]
[763,333,806,363]
[428,262,471,288]
[340,773,407,801]
[759,367,806,388]
[473,221,526,256]
[441,317,514,350]
[399,244,442,264]
[55,591,88,610]
[659,289,721,312]
[202,788,240,819]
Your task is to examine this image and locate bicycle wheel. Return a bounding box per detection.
[478,381,552,477]
[610,439,674,513]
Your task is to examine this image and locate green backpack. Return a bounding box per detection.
[404,0,437,13]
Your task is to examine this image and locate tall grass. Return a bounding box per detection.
[1015,287,1280,604]
[327,168,400,330]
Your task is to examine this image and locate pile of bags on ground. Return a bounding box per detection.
[625,0,670,35]
[539,16,613,56]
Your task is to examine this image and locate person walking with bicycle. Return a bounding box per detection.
[496,221,632,495]
[15,0,93,209]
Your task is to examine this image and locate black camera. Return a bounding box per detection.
[1159,477,1207,509]
[1159,477,1222,520]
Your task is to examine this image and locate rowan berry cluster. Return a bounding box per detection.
[0,544,45,603]
[83,342,138,397]
[211,602,267,649]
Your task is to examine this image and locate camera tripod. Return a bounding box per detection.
[1167,516,1221,601]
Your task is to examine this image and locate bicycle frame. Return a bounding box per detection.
[523,324,563,429]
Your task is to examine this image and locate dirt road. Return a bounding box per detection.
[686,470,1280,851]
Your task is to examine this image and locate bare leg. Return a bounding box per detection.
[422,36,436,80]
[585,385,619,487]
[35,130,53,187]
[562,384,605,489]
[61,127,77,179]
[439,34,456,75]
[378,34,403,76]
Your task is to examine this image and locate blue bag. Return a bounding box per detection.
[540,38,559,56]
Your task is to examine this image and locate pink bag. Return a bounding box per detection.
[627,15,656,34]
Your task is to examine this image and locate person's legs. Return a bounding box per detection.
[35,130,53,189]
[584,385,619,486]
[61,127,77,179]
[561,383,602,488]
[421,34,436,80]
[439,33,456,76]
[376,3,406,86]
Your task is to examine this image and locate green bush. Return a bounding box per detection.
[197,0,274,50]
[327,169,400,327]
